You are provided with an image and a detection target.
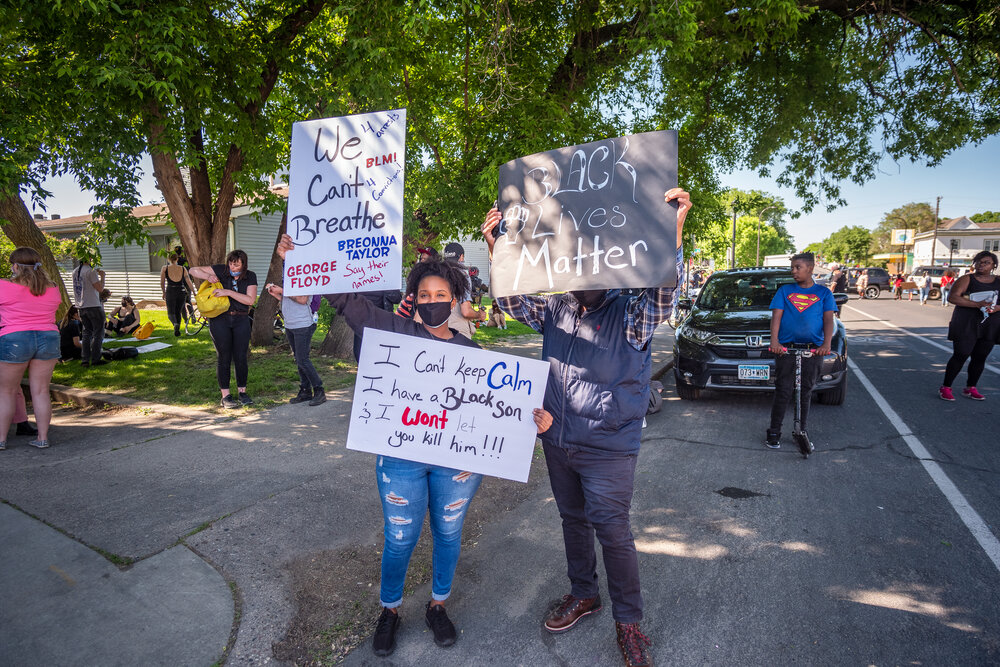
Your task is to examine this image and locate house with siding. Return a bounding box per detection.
[36,199,286,304]
[911,216,1000,268]
[34,192,493,305]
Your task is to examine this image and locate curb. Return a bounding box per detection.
[651,357,675,382]
[21,379,223,422]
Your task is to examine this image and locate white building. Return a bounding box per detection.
[911,216,1000,268]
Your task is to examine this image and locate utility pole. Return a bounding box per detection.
[931,196,941,267]
[730,197,740,269]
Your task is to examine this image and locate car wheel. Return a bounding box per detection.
[864,286,880,299]
[675,377,700,400]
[929,288,941,300]
[817,373,847,406]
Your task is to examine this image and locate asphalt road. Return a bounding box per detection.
[637,294,1000,666]
[342,295,1000,665]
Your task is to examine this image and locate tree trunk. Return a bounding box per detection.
[250,211,288,346]
[0,193,73,319]
[317,314,355,359]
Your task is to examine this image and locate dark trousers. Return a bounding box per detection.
[769,351,822,432]
[944,337,995,388]
[79,306,105,364]
[543,442,642,623]
[285,324,322,391]
[209,313,251,390]
[165,287,188,328]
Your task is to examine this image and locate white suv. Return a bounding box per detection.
[907,266,949,299]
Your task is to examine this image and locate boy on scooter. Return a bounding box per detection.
[766,252,836,454]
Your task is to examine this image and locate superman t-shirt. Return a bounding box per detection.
[769,283,837,346]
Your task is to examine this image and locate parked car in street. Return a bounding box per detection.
[906,266,949,300]
[846,266,891,298]
[672,267,849,403]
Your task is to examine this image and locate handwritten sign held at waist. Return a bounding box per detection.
[347,328,549,483]
[491,130,678,297]
[283,109,406,296]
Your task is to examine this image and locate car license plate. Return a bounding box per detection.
[738,364,770,380]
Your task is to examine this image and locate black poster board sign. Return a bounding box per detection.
[491,130,678,297]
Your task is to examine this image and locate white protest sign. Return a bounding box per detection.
[347,328,549,483]
[283,109,406,296]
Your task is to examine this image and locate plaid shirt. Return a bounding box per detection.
[496,247,685,351]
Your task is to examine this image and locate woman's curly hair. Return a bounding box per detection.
[406,259,470,300]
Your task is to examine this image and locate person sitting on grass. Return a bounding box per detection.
[59,305,83,361]
[106,296,141,336]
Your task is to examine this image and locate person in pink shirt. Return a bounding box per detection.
[0,247,63,449]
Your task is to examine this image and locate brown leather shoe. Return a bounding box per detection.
[544,594,602,633]
[616,622,653,667]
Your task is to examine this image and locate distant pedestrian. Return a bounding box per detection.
[264,283,325,406]
[939,250,1000,401]
[441,242,488,339]
[893,274,904,300]
[917,271,931,305]
[0,247,64,449]
[190,250,258,409]
[856,270,869,299]
[941,270,955,306]
[71,251,107,367]
[830,263,847,293]
[160,253,196,336]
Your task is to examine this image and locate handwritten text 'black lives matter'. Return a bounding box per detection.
[287,113,402,290]
[500,137,649,291]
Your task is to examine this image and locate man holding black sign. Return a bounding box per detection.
[482,187,691,667]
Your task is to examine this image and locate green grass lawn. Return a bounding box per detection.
[53,301,538,410]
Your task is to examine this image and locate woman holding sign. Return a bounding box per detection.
[276,235,552,657]
[190,250,258,409]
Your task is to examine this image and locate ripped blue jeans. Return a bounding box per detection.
[375,455,483,608]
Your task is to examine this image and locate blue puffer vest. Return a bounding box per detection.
[540,291,651,455]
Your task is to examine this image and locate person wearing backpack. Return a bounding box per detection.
[265,282,325,406]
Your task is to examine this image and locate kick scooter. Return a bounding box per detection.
[785,343,816,459]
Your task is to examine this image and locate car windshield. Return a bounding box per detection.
[697,273,797,310]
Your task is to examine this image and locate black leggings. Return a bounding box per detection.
[165,286,188,327]
[209,313,251,390]
[944,337,996,388]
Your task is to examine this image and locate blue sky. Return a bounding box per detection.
[38,134,1000,250]
[725,133,1000,249]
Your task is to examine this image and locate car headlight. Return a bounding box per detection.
[678,323,715,345]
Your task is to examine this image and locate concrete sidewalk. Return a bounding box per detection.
[0,326,676,666]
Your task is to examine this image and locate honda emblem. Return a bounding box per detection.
[746,335,763,347]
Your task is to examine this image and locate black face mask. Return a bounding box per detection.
[417,301,453,328]
[571,290,607,310]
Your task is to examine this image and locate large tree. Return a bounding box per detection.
[870,202,939,253]
[824,225,873,264]
[6,1,998,347]
[0,4,147,315]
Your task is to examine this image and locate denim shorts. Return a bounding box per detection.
[0,330,61,363]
